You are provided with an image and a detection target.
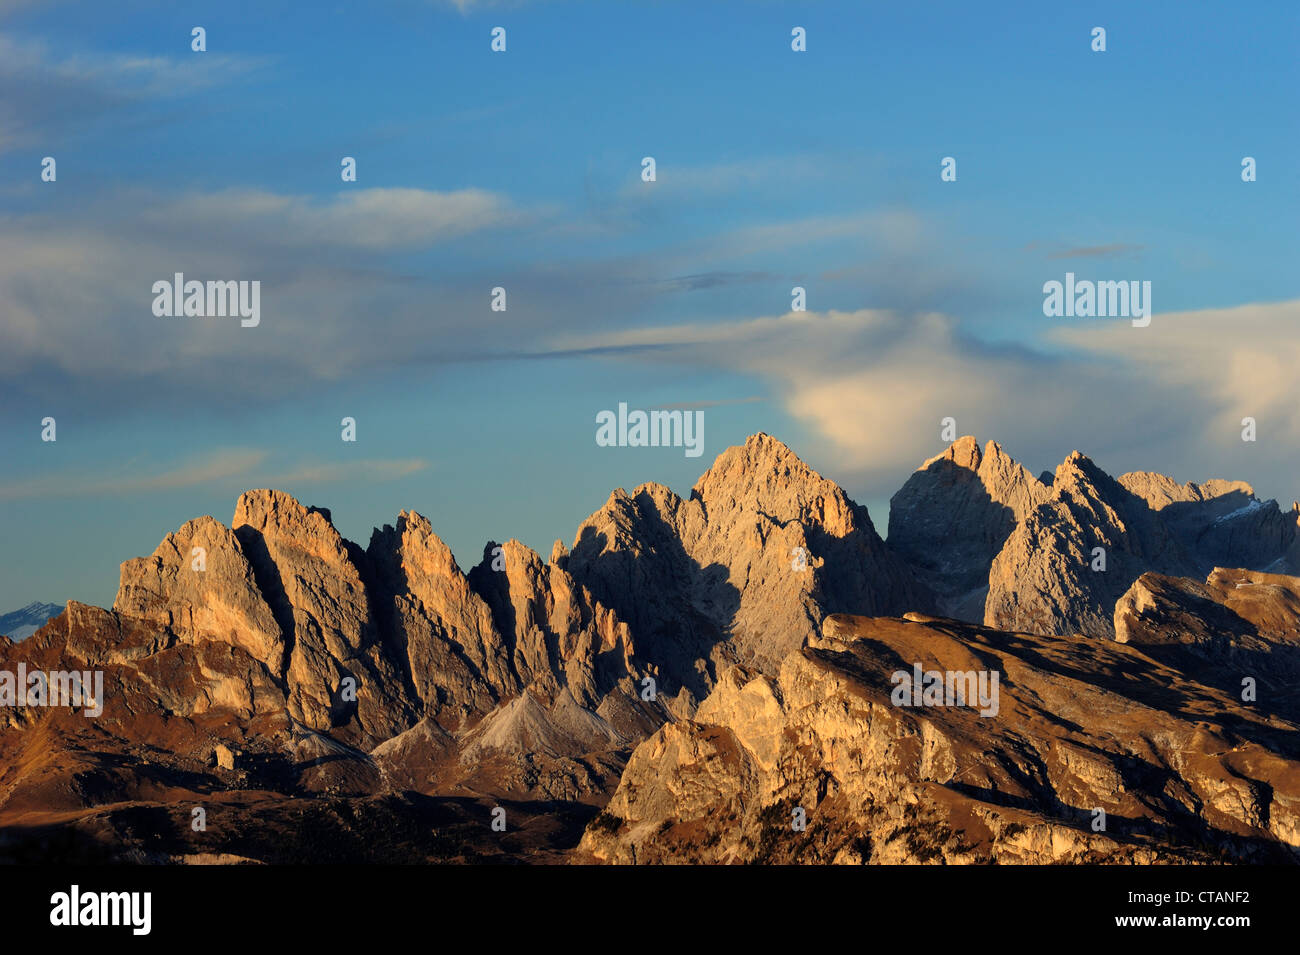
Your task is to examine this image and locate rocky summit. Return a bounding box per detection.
[2,433,1299,864]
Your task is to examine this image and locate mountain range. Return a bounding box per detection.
[0,602,61,642]
[2,434,1298,864]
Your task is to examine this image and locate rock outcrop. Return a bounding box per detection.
[229,490,418,746]
[578,613,1300,864]
[1113,568,1300,721]
[366,512,514,729]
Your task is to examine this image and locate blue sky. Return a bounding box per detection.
[1,0,1297,611]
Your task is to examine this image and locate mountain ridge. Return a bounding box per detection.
[0,602,62,641]
[4,432,1300,863]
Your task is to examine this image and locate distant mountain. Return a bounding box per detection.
[3,434,1300,864]
[890,436,1300,637]
[0,602,61,641]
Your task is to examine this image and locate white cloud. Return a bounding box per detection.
[0,185,521,399]
[554,300,1300,501]
[1053,300,1300,446]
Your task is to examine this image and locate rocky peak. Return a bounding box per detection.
[228,489,420,744]
[1113,568,1300,713]
[232,488,375,658]
[468,539,640,710]
[235,485,358,560]
[1116,568,1300,648]
[887,437,1047,620]
[0,602,62,642]
[887,437,1295,640]
[1051,450,1109,494]
[114,514,285,666]
[1119,471,1254,511]
[691,432,861,537]
[12,431,1300,864]
[366,511,514,718]
[567,435,923,696]
[946,434,982,471]
[369,510,477,609]
[89,488,670,795]
[977,440,1049,514]
[985,449,1196,638]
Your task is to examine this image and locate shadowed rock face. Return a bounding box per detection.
[888,437,1049,621]
[562,433,926,705]
[577,613,1300,865]
[366,512,514,729]
[1119,474,1300,574]
[889,436,1299,639]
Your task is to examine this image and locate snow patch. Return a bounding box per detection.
[1214,499,1266,525]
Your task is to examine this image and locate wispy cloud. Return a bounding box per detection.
[0,183,931,417]
[0,448,430,500]
[0,31,267,152]
[1052,300,1300,446]
[649,271,773,292]
[0,448,267,499]
[1022,240,1146,260]
[615,154,832,201]
[134,187,520,251]
[652,396,764,410]
[0,184,524,407]
[259,459,430,486]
